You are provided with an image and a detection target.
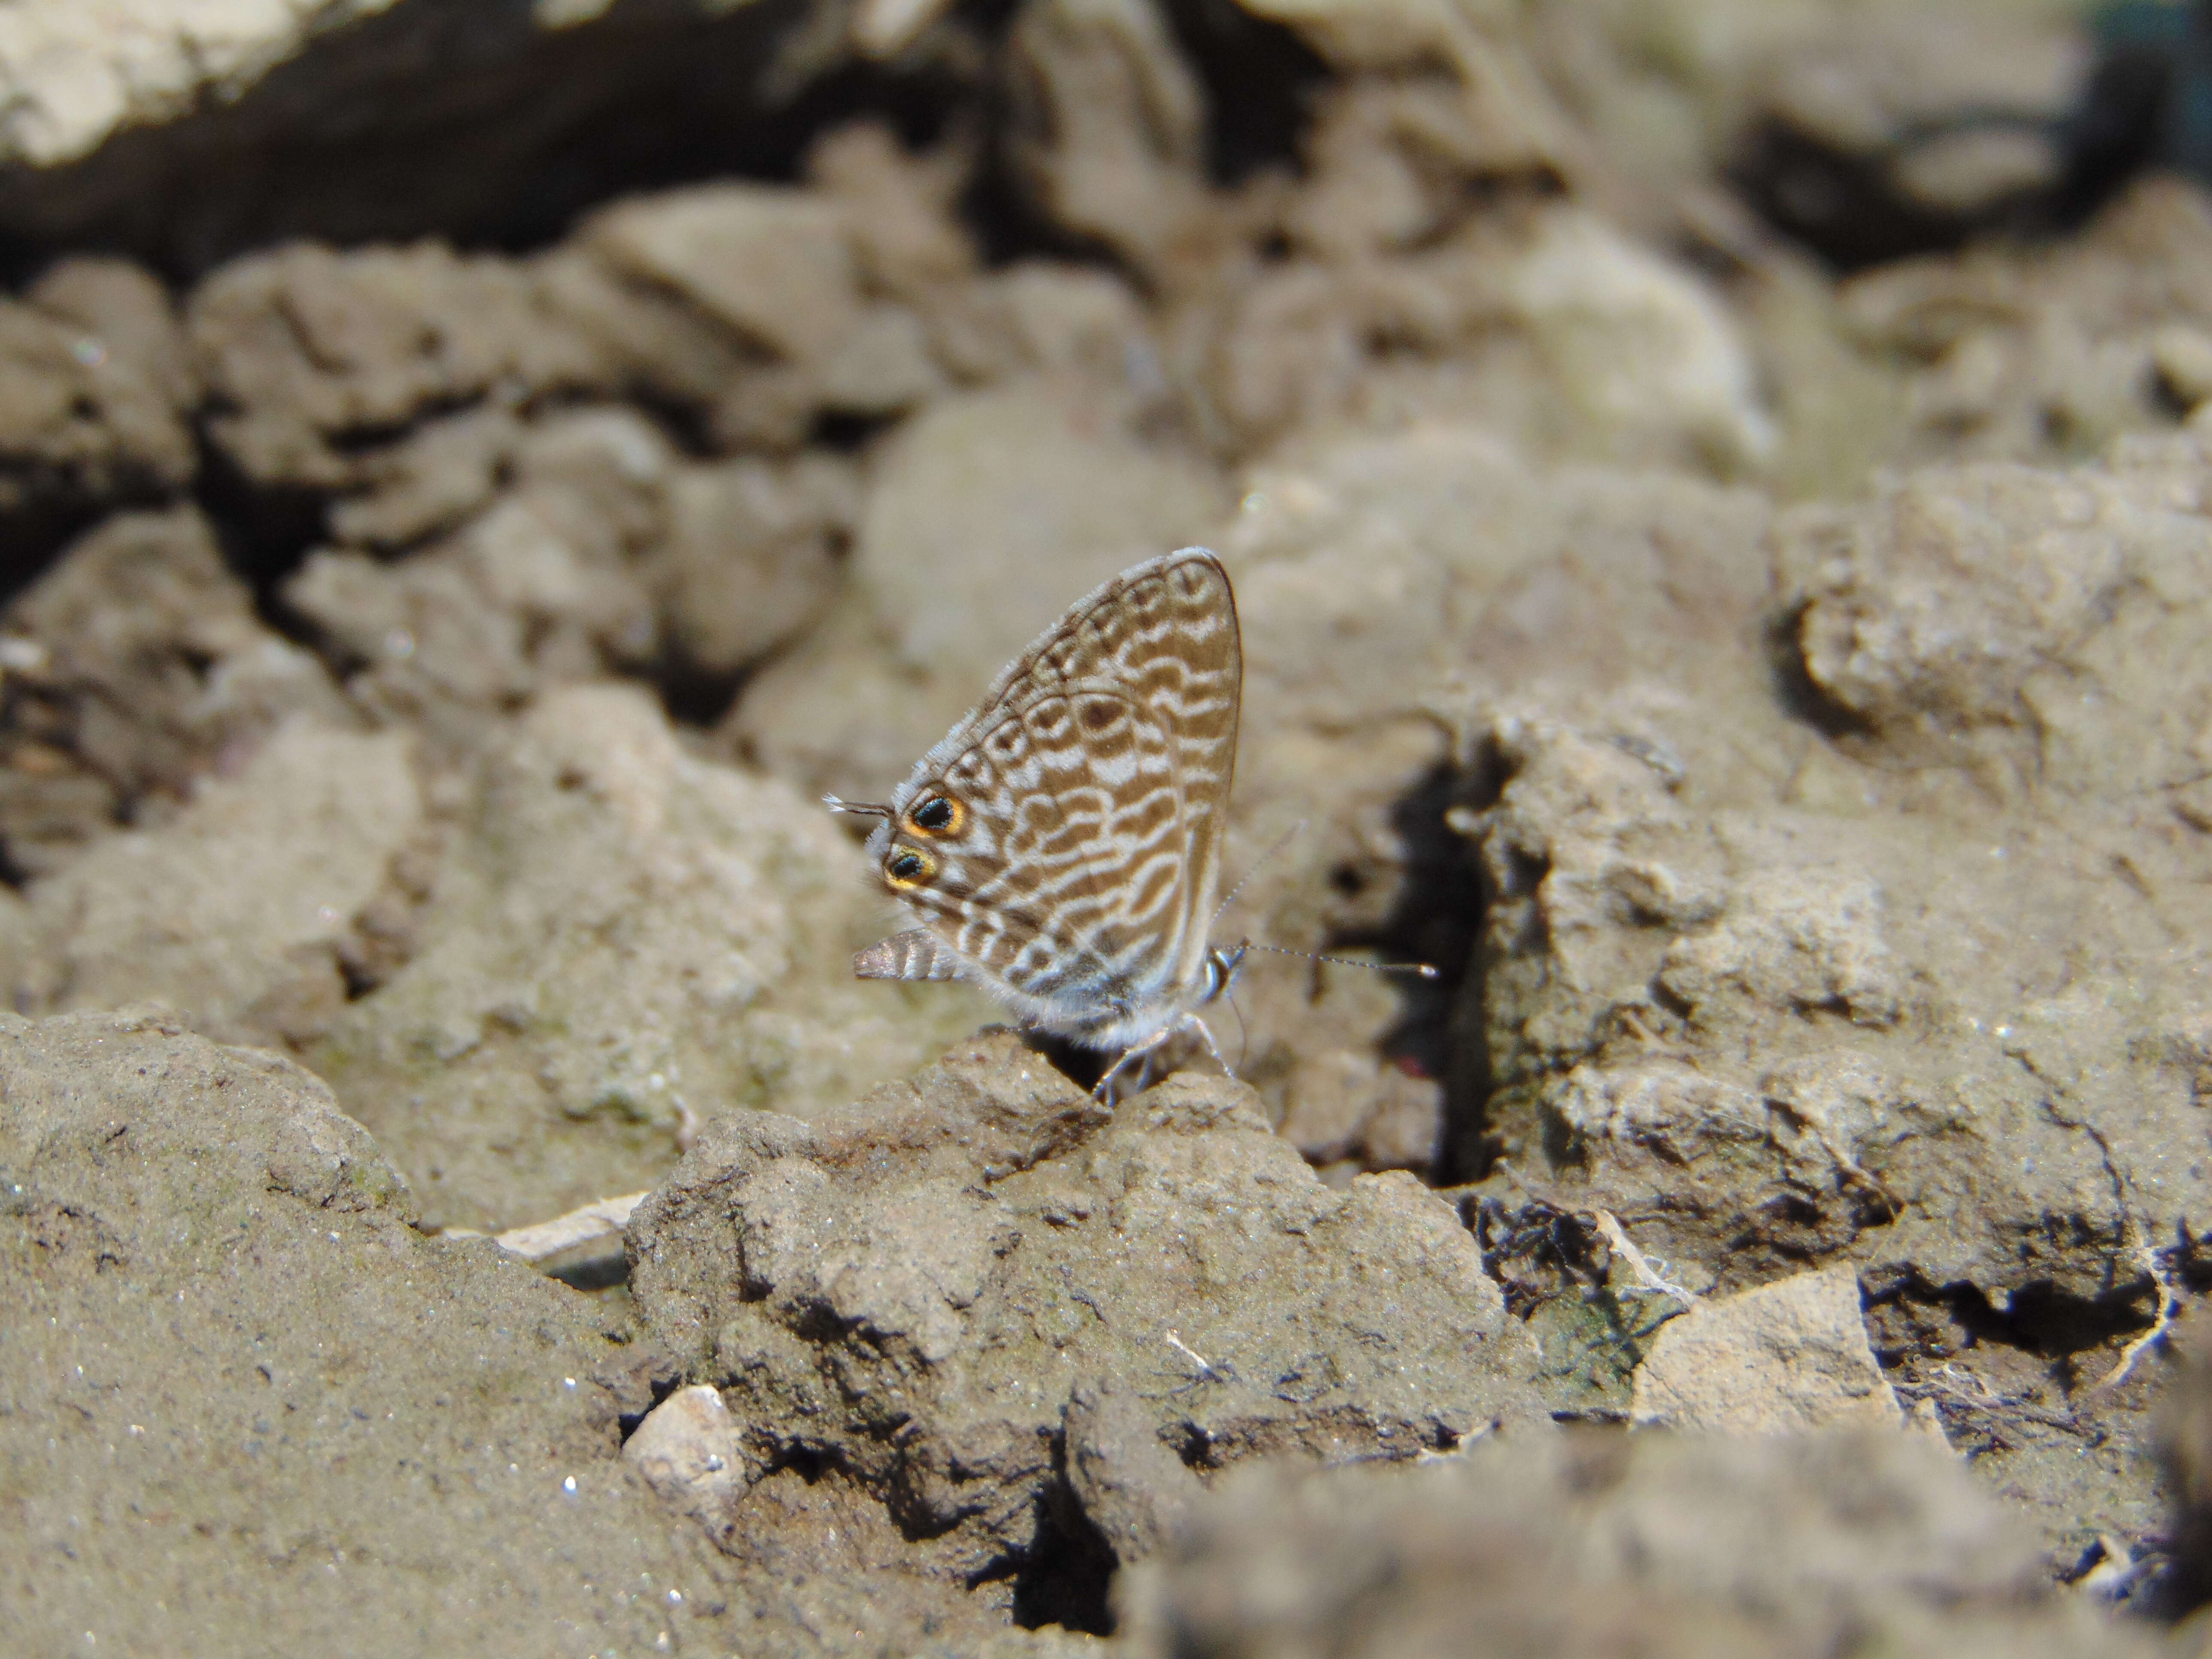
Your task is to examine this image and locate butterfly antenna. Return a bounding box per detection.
[1212,822,1440,979]
[1239,941,1440,979]
[823,794,893,818]
[1211,818,1310,931]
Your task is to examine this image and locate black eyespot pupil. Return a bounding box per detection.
[890,853,923,879]
[914,797,953,830]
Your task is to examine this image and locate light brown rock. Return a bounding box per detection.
[732,380,1228,804]
[1835,179,2212,470]
[582,182,864,363]
[628,1033,1544,1580]
[11,719,422,1048]
[1631,1264,1903,1436]
[1118,1428,2155,1659]
[26,255,197,409]
[310,682,994,1231]
[0,505,355,877]
[648,453,855,678]
[1006,0,1215,288]
[189,242,599,492]
[625,1385,752,1534]
[0,274,195,520]
[286,405,675,744]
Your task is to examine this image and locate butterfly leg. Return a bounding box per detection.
[1092,1031,1170,1104]
[1179,1012,1238,1084]
[1093,1015,1239,1104]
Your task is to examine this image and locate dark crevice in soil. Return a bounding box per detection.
[985,1477,1117,1636]
[1863,1269,2164,1384]
[0,0,1322,284]
[1325,760,1484,1103]
[1158,0,1329,186]
[1471,1192,1607,1318]
[0,0,944,285]
[614,1372,688,1444]
[515,26,975,245]
[193,426,330,624]
[0,841,40,893]
[958,147,1128,282]
[547,1251,634,1292]
[962,0,1324,272]
[808,408,904,453]
[655,654,752,730]
[2049,9,2211,228]
[1764,602,1873,741]
[761,1443,839,1483]
[1734,13,2208,273]
[1021,1027,1109,1094]
[0,497,136,613]
[1324,750,1508,1185]
[1728,114,2048,274]
[959,74,1145,280]
[1172,1419,1216,1470]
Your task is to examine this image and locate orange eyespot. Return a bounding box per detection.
[884,846,935,889]
[907,793,962,836]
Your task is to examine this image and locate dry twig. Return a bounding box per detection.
[2087,1238,2182,1399]
[1592,1209,1699,1305]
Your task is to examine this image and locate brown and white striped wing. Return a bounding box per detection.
[858,548,1241,1043]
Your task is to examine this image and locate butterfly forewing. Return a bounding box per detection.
[857,548,1242,1049]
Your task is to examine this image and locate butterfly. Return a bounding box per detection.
[826,547,1244,1094]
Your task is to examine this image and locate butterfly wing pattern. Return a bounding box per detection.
[850,547,1242,1058]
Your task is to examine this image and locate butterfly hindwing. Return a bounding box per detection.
[891,691,1182,1008]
